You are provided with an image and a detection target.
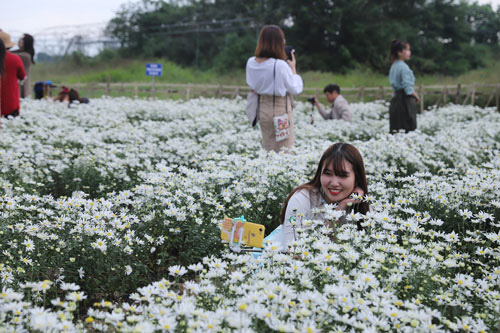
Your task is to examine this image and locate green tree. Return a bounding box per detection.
[105,0,500,75]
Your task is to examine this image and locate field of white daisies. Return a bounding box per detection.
[0,96,499,332]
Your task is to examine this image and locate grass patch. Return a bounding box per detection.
[32,54,500,89]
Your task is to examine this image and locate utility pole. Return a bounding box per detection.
[195,24,200,68]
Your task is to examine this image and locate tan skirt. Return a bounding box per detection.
[258,94,294,152]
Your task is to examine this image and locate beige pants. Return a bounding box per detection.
[259,94,294,152]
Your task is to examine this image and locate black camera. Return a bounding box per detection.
[285,45,294,60]
[307,97,316,104]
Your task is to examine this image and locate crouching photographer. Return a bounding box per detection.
[311,84,352,122]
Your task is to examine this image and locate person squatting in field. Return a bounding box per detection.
[312,83,352,122]
[246,25,303,152]
[54,86,89,106]
[265,143,370,250]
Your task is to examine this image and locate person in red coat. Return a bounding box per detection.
[0,39,4,123]
[0,31,26,118]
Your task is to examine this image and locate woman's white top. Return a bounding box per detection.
[246,57,303,97]
[281,189,323,247]
[264,188,356,252]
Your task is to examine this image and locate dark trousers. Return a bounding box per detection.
[389,90,417,133]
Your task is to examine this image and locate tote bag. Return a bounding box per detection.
[246,90,259,127]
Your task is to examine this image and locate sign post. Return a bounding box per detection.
[145,63,163,98]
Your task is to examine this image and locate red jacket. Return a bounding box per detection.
[1,52,26,116]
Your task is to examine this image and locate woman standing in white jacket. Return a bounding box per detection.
[246,25,303,152]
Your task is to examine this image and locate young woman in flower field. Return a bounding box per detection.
[388,39,419,133]
[274,142,369,248]
[246,25,303,152]
[12,33,35,98]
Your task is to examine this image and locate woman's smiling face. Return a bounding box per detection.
[320,160,356,204]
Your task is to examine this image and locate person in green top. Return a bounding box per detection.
[388,39,419,133]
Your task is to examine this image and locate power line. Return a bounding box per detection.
[144,24,258,37]
[138,17,256,31]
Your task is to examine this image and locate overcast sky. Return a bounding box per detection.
[0,0,131,35]
[1,0,499,39]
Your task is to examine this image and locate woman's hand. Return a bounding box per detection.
[411,91,420,103]
[287,51,297,74]
[336,187,364,211]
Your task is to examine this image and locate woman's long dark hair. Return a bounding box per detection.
[21,34,35,64]
[390,39,409,63]
[68,88,80,102]
[0,39,5,79]
[280,143,369,225]
[254,25,287,60]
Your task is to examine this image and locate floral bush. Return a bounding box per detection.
[0,97,499,332]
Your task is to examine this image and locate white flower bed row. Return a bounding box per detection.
[0,97,499,332]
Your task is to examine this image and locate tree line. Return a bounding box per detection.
[106,0,500,75]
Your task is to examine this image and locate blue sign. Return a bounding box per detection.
[146,63,163,76]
